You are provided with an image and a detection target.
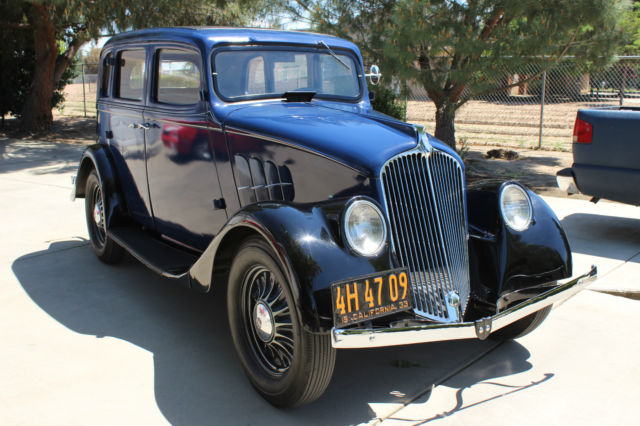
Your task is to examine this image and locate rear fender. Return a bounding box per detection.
[73,144,126,228]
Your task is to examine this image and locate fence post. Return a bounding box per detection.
[81,63,87,118]
[620,65,627,106]
[538,70,547,149]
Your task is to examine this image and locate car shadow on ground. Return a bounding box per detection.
[12,240,534,425]
[561,213,640,262]
[0,138,83,175]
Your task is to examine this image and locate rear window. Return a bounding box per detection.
[156,49,201,105]
[115,49,146,101]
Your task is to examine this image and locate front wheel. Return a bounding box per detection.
[491,306,552,340]
[227,237,335,407]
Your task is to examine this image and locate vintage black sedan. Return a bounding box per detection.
[73,27,596,407]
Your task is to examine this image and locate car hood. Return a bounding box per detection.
[221,102,421,175]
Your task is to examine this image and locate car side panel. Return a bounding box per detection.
[145,111,228,250]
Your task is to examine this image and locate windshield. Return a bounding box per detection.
[213,47,362,101]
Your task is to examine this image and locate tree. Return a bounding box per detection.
[620,0,640,54]
[306,0,629,149]
[3,0,265,131]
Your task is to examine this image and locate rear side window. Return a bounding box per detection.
[116,49,146,101]
[156,49,201,105]
[100,52,112,97]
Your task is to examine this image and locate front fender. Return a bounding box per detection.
[73,144,126,228]
[467,181,572,306]
[189,200,395,333]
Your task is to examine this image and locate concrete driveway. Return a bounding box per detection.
[1,139,639,425]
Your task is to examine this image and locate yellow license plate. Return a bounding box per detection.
[331,268,412,328]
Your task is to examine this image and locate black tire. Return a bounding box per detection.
[84,170,124,264]
[227,237,335,408]
[491,306,552,340]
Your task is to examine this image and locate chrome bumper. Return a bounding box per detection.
[331,266,597,349]
[556,168,579,194]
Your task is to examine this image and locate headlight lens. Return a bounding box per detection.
[344,200,387,256]
[500,184,533,231]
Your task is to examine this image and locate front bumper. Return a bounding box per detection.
[331,266,597,349]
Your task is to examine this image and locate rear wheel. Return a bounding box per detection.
[227,237,335,407]
[491,306,552,340]
[84,170,124,264]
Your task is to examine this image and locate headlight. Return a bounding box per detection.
[344,199,387,256]
[500,183,533,231]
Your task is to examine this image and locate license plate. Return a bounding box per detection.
[331,268,412,328]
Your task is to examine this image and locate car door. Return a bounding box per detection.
[105,47,154,228]
[144,45,228,251]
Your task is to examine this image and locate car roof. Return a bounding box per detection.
[103,27,360,53]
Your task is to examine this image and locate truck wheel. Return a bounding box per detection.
[491,306,552,340]
[227,237,335,407]
[85,170,124,264]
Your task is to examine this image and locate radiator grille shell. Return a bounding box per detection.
[380,149,470,323]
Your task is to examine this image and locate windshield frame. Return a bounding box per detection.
[210,44,364,103]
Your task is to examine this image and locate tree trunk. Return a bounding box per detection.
[434,102,457,150]
[20,4,57,131]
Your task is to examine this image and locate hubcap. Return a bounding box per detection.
[253,302,275,342]
[93,201,102,226]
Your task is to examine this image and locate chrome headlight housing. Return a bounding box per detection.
[500,183,533,232]
[343,199,387,256]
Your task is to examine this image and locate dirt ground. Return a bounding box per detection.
[0,116,576,197]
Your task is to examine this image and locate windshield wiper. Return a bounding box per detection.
[318,40,350,70]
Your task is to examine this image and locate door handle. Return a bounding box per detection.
[128,122,154,130]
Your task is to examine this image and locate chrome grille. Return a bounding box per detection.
[380,149,470,322]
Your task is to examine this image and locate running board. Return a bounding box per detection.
[108,226,198,285]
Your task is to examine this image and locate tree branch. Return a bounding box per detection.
[478,9,505,41]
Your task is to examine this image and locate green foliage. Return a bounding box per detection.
[0,1,72,121]
[305,0,630,149]
[371,86,406,121]
[3,0,267,129]
[620,1,640,54]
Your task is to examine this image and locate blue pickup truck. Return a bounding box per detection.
[557,107,640,205]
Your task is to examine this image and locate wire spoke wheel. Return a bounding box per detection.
[84,170,123,264]
[227,237,336,407]
[242,265,294,374]
[90,183,107,247]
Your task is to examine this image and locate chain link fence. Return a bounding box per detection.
[60,58,640,150]
[59,63,98,118]
[406,56,640,151]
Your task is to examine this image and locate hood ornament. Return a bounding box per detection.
[413,124,432,153]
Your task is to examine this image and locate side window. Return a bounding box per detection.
[116,49,146,101]
[247,56,266,94]
[100,52,112,97]
[156,48,201,105]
